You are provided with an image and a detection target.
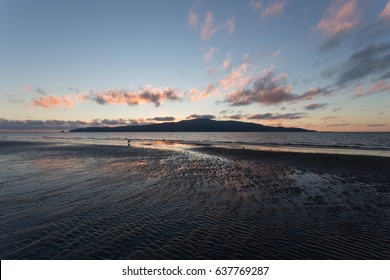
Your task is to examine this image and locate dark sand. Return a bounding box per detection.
[0,140,389,259]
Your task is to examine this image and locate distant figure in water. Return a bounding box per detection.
[127,139,131,146]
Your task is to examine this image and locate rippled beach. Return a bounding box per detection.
[0,140,389,259]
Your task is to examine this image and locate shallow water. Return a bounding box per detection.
[0,141,389,259]
[1,131,390,157]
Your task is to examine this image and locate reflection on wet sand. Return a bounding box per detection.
[0,141,389,259]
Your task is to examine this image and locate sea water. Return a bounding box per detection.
[1,131,390,157]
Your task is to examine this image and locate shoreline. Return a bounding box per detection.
[192,146,390,185]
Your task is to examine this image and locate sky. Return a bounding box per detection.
[0,0,389,132]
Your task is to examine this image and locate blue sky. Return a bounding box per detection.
[1,0,389,131]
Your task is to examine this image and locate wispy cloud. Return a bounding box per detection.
[261,1,287,20]
[188,8,199,29]
[201,12,217,40]
[321,115,339,121]
[326,123,350,127]
[202,47,218,63]
[148,116,176,122]
[68,87,80,93]
[354,80,390,98]
[33,95,73,109]
[225,114,243,120]
[224,18,236,34]
[247,112,306,120]
[22,84,30,93]
[249,1,288,20]
[273,48,281,57]
[225,68,330,106]
[380,1,390,20]
[304,103,328,110]
[248,1,263,11]
[74,91,91,102]
[36,88,47,95]
[186,114,216,119]
[367,123,385,127]
[325,42,390,87]
[201,84,218,98]
[188,84,219,101]
[219,63,250,90]
[9,98,27,105]
[314,0,360,49]
[222,53,232,70]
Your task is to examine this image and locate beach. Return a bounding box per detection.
[0,140,389,259]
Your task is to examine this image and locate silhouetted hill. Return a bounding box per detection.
[69,119,315,132]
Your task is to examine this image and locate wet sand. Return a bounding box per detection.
[0,140,389,259]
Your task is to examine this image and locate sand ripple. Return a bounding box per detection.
[0,142,389,259]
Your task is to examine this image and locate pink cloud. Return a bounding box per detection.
[188,9,199,29]
[33,95,73,109]
[201,12,217,40]
[189,84,219,101]
[219,63,250,90]
[222,53,232,70]
[202,47,218,63]
[261,1,286,19]
[273,48,281,57]
[94,87,181,107]
[201,84,218,97]
[74,91,91,102]
[95,90,138,105]
[380,1,390,20]
[248,1,262,11]
[22,84,30,93]
[224,18,235,34]
[249,1,287,20]
[354,80,390,98]
[63,96,73,108]
[315,0,360,46]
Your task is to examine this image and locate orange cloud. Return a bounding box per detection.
[33,95,73,109]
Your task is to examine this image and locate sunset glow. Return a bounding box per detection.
[1,0,389,132]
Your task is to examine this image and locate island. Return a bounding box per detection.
[69,118,315,132]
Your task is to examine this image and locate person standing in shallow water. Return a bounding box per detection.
[127,139,131,146]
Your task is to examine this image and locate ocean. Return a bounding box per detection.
[1,131,390,157]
